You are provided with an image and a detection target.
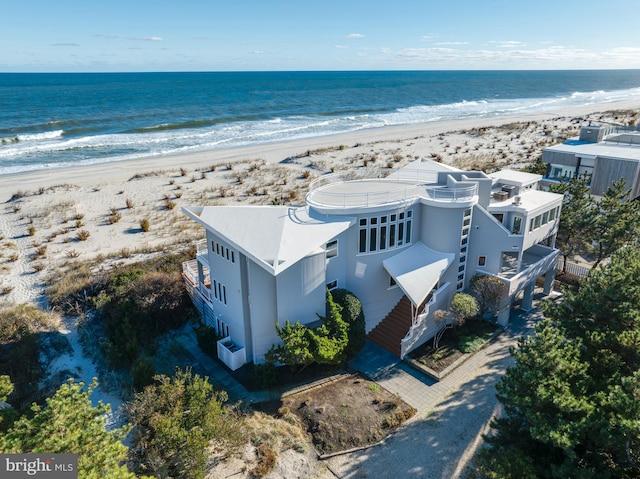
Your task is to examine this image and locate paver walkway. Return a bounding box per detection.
[350,303,541,413]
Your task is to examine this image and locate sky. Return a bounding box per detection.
[3,0,640,72]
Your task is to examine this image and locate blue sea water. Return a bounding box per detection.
[1,70,640,175]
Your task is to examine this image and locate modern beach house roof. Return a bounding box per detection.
[542,123,640,198]
[182,159,563,371]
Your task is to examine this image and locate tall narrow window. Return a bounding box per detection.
[405,220,412,244]
[359,229,367,253]
[369,227,377,252]
[389,224,396,247]
[379,226,387,250]
[398,222,404,246]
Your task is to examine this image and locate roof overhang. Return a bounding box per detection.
[383,242,454,306]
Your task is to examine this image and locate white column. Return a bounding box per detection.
[496,296,511,327]
[543,269,556,295]
[521,282,535,312]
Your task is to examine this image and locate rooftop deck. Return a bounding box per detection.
[305,170,478,211]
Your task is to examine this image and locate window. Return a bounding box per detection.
[369,227,377,252]
[211,240,236,263]
[326,239,338,259]
[358,209,412,254]
[379,226,387,250]
[512,216,522,234]
[326,279,338,291]
[542,211,549,224]
[389,276,397,288]
[549,207,557,221]
[212,279,228,305]
[478,256,486,266]
[359,229,367,253]
[534,215,541,229]
[493,213,504,224]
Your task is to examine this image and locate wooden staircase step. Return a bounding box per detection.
[367,295,414,357]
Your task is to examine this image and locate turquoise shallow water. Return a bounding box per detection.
[1,70,640,174]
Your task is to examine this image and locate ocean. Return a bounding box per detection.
[2,70,640,175]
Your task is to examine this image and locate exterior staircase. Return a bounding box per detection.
[367,296,413,357]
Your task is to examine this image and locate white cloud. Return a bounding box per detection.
[144,37,163,42]
[50,43,79,47]
[435,41,468,46]
[334,45,348,49]
[420,34,439,41]
[490,41,524,48]
[347,33,365,38]
[252,50,265,55]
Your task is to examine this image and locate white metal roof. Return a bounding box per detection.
[488,169,541,186]
[382,242,454,306]
[545,141,640,162]
[182,205,354,275]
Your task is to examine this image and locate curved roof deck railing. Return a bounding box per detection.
[306,169,478,210]
[422,184,478,201]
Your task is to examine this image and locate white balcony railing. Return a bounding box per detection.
[422,184,478,202]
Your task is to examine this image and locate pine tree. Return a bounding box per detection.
[591,179,640,270]
[0,379,139,479]
[127,368,236,479]
[477,247,640,478]
[549,174,597,273]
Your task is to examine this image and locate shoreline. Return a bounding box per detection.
[2,98,639,196]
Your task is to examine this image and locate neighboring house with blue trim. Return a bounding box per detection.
[182,159,562,370]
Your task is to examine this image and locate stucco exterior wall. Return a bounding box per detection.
[466,208,523,278]
[246,261,277,363]
[275,251,326,326]
[206,232,245,342]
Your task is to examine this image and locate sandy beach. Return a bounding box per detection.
[1,99,639,307]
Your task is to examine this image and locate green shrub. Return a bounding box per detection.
[458,335,485,353]
[131,356,156,392]
[195,324,221,358]
[250,362,277,389]
[330,288,366,357]
[100,270,190,368]
[128,368,239,479]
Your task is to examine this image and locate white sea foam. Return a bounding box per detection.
[16,130,64,141]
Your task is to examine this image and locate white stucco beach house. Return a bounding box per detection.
[182,159,563,370]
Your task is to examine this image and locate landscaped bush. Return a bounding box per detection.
[195,324,221,358]
[330,288,366,357]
